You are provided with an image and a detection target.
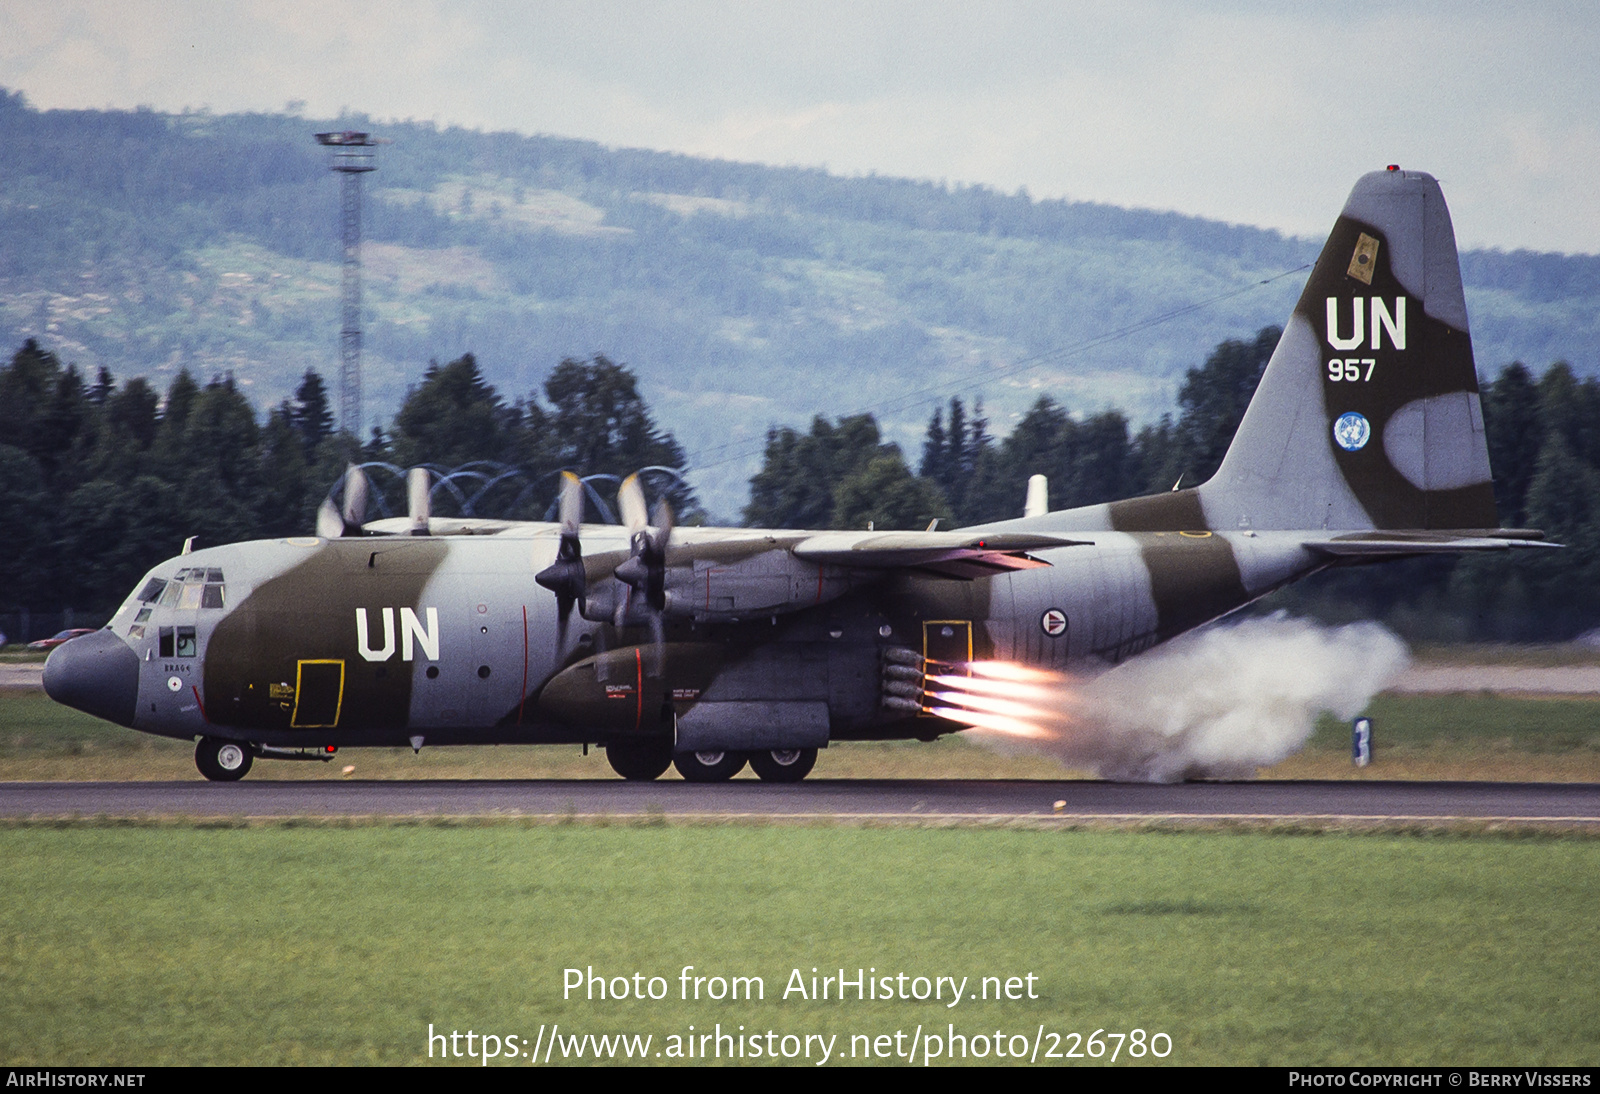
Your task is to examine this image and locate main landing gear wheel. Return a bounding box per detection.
[748,748,817,783]
[673,750,748,782]
[195,737,253,782]
[606,739,673,781]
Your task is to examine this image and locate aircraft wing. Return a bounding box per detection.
[1302,529,1556,558]
[792,530,1090,578]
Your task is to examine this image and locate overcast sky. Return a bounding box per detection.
[3,1,1597,253]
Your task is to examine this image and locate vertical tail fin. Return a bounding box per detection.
[1202,168,1496,532]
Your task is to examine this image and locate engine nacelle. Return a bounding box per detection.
[581,549,859,624]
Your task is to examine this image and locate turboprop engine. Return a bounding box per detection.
[581,548,859,624]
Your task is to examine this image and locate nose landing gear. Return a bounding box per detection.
[195,736,253,782]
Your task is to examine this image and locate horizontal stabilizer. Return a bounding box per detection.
[1304,529,1556,558]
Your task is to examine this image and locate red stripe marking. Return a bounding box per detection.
[634,648,643,730]
[517,604,529,725]
[191,685,209,723]
[815,563,825,603]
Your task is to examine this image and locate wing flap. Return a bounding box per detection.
[793,530,1089,571]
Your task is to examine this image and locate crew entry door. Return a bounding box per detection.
[290,659,345,728]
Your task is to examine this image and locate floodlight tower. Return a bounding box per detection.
[314,130,378,436]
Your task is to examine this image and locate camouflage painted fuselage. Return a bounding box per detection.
[93,514,1322,750]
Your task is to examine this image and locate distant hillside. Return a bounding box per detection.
[3,89,1596,517]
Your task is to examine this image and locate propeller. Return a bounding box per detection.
[613,473,674,617]
[534,471,588,650]
[316,464,371,538]
[407,467,431,536]
[612,472,674,672]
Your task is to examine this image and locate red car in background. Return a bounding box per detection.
[26,628,99,652]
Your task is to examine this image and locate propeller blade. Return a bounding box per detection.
[650,496,674,547]
[617,472,649,534]
[648,497,674,609]
[341,465,370,530]
[612,473,674,669]
[315,498,344,539]
[315,464,370,538]
[558,471,584,536]
[536,471,588,650]
[407,468,431,535]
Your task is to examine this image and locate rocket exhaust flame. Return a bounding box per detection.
[927,688,1047,721]
[934,614,1409,782]
[964,661,1066,685]
[925,673,1059,703]
[926,707,1052,739]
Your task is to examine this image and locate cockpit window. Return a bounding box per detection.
[176,584,204,611]
[175,627,197,657]
[206,568,225,583]
[201,584,225,610]
[137,578,167,603]
[159,627,173,657]
[158,582,183,608]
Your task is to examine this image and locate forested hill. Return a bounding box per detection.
[3,88,1598,516]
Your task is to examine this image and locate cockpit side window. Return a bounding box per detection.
[138,578,167,603]
[159,627,174,658]
[175,627,197,657]
[201,584,225,609]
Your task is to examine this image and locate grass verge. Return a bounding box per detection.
[1,825,1596,1066]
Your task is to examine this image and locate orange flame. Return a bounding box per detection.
[966,661,1068,685]
[925,673,1058,703]
[926,706,1051,738]
[928,688,1044,721]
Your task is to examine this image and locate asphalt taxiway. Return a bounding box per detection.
[2,778,1598,824]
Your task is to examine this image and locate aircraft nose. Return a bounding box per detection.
[43,630,141,727]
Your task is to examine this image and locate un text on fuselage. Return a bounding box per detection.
[355,607,441,662]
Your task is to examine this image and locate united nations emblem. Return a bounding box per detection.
[1333,411,1371,452]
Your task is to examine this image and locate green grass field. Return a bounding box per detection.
[1,825,1596,1066]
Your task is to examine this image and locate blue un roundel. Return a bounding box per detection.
[1333,412,1371,452]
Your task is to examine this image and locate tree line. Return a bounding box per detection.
[0,339,688,620]
[2,330,1596,641]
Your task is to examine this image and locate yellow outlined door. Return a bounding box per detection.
[290,659,345,728]
[922,621,972,672]
[921,620,973,716]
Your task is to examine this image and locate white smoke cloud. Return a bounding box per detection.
[951,614,1409,782]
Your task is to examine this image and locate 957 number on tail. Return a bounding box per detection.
[1328,358,1376,382]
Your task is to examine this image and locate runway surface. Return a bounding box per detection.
[3,778,1599,823]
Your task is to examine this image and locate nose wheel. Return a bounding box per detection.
[195,737,253,782]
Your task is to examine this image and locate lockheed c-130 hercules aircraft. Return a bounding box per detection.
[46,168,1551,782]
